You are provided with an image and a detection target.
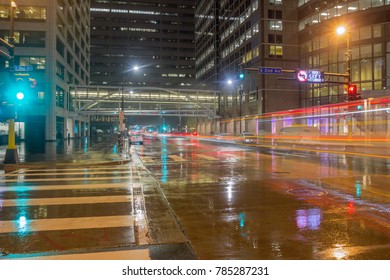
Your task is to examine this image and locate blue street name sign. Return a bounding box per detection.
[14,65,33,72]
[258,67,282,75]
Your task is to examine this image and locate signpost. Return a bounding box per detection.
[258,67,282,75]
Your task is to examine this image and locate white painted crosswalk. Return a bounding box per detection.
[0,215,134,234]
[0,163,146,256]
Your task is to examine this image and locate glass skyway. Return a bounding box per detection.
[70,85,220,119]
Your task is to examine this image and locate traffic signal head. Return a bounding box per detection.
[347,84,361,101]
[347,84,357,95]
[5,77,36,105]
[239,72,245,79]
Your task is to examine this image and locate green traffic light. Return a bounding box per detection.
[239,72,244,79]
[16,92,25,100]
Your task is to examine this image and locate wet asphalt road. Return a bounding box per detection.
[0,136,389,260]
[137,136,390,259]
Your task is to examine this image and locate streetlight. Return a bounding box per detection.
[336,26,351,85]
[119,65,139,152]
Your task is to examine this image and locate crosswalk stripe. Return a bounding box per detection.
[168,155,186,162]
[9,166,132,173]
[0,215,134,234]
[0,176,133,183]
[196,154,218,161]
[18,249,151,260]
[0,195,132,207]
[0,182,141,192]
[0,170,133,177]
[140,156,156,163]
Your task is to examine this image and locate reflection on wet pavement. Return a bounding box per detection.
[138,137,390,259]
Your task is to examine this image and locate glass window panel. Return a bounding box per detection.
[351,61,360,81]
[351,46,360,60]
[313,38,319,51]
[320,53,328,66]
[319,11,328,21]
[372,0,384,7]
[373,25,381,38]
[336,4,347,16]
[359,26,371,40]
[347,1,359,12]
[0,5,9,18]
[320,36,328,49]
[360,58,372,81]
[373,43,382,56]
[359,0,372,10]
[361,81,372,90]
[374,81,382,90]
[269,20,283,30]
[360,45,372,58]
[374,57,384,79]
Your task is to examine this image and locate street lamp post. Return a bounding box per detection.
[239,88,243,134]
[118,66,139,152]
[336,26,351,85]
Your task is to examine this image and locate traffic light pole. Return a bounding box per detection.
[4,0,18,164]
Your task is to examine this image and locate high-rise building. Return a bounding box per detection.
[0,0,90,142]
[195,1,219,89]
[195,0,300,134]
[90,0,196,88]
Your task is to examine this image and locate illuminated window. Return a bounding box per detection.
[18,56,46,70]
[16,6,46,20]
[269,20,282,31]
[269,45,283,58]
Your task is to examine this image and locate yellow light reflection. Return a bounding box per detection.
[332,244,348,259]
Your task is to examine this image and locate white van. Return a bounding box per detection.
[276,126,320,144]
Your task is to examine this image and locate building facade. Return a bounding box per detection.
[90,0,195,88]
[0,0,90,142]
[298,0,390,107]
[195,0,300,135]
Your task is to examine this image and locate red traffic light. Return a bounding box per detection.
[347,84,357,95]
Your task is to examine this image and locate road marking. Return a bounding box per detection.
[0,176,133,183]
[196,154,218,161]
[15,166,132,173]
[0,215,134,234]
[0,195,133,207]
[0,170,133,177]
[140,156,156,163]
[17,248,151,260]
[0,182,141,192]
[168,155,186,162]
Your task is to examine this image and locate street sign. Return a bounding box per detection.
[14,65,33,72]
[296,69,324,83]
[258,67,282,75]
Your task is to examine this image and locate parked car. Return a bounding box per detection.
[238,132,257,144]
[129,134,144,145]
[275,126,320,144]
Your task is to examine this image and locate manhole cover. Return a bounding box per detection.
[287,187,327,196]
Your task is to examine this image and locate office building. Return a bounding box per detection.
[298,0,390,106]
[195,0,300,134]
[0,0,90,142]
[90,0,195,88]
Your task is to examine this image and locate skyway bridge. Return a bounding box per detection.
[70,85,220,119]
